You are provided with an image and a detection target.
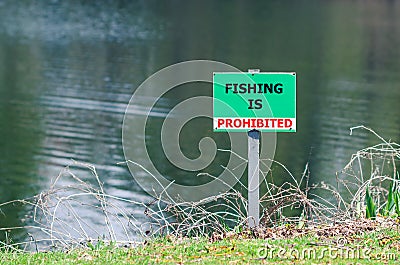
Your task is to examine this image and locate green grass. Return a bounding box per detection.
[2,228,400,264]
[365,186,377,219]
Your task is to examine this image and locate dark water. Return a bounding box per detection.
[1,0,400,242]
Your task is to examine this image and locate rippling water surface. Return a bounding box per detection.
[1,0,400,242]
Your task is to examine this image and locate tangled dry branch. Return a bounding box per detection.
[0,125,399,251]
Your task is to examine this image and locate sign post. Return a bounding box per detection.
[213,70,296,228]
[247,129,260,227]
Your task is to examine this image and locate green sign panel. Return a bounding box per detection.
[213,72,296,132]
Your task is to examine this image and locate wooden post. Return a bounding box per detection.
[248,129,260,228]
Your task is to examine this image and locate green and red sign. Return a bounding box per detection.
[213,72,296,132]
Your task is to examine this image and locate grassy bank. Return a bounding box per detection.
[2,223,400,264]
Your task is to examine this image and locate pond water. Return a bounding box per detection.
[1,0,400,243]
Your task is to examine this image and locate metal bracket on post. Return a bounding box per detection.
[248,129,260,228]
